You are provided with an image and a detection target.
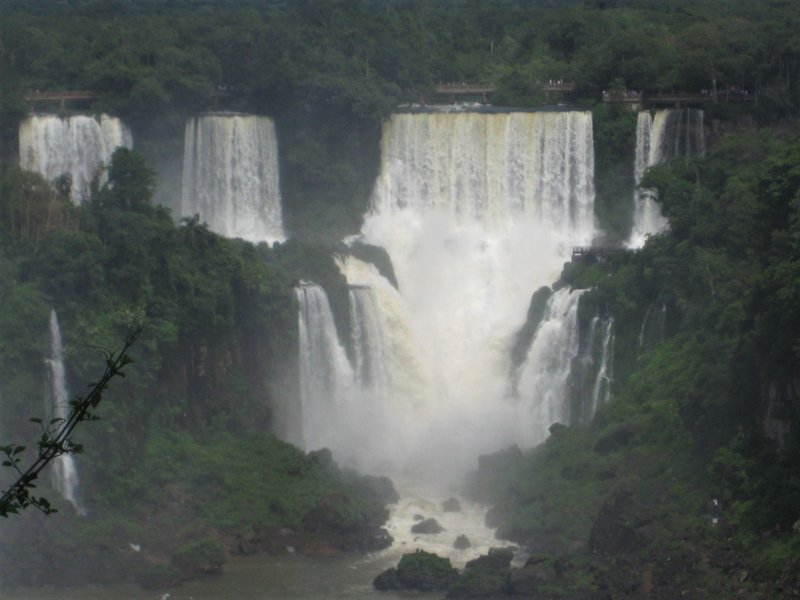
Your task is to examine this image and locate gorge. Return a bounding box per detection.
[1,1,799,597]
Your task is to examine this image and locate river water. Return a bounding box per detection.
[0,552,438,600]
[0,487,514,600]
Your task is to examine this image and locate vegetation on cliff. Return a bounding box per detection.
[0,0,798,595]
[470,128,800,598]
[0,149,392,588]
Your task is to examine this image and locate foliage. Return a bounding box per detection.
[0,325,139,517]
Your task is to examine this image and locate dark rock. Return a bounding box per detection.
[485,505,504,529]
[412,518,445,534]
[354,474,400,505]
[341,527,393,552]
[442,497,462,512]
[593,426,636,455]
[347,242,399,290]
[373,550,459,592]
[465,548,514,571]
[413,514,425,521]
[453,535,471,550]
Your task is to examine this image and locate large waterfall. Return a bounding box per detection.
[45,310,85,515]
[628,108,705,247]
[295,111,597,479]
[18,114,133,204]
[181,114,285,244]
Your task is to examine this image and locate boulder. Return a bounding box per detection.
[412,518,445,534]
[465,547,513,572]
[373,550,459,592]
[442,497,462,512]
[453,535,471,550]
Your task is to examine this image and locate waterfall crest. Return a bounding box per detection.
[46,310,85,515]
[628,109,705,247]
[181,114,285,244]
[19,114,133,204]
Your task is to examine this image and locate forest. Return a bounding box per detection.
[0,0,798,598]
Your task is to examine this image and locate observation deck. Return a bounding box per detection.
[24,90,98,108]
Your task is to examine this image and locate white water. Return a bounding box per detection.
[181,114,285,243]
[45,310,85,515]
[514,288,585,442]
[590,317,614,413]
[294,283,353,451]
[628,109,705,247]
[312,111,597,480]
[18,114,133,204]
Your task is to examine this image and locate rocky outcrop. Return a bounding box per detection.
[442,497,462,512]
[374,550,459,592]
[412,518,445,534]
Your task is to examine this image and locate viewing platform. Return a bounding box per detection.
[603,89,755,110]
[434,83,496,104]
[24,90,98,108]
[571,247,626,262]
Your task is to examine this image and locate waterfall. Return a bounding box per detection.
[18,114,133,204]
[294,282,354,451]
[514,288,585,443]
[590,317,614,414]
[627,109,705,247]
[639,302,668,351]
[45,310,85,515]
[325,110,597,478]
[181,113,285,244]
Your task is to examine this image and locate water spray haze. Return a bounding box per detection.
[294,110,598,486]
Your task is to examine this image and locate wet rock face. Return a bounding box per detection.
[453,534,471,550]
[411,518,445,534]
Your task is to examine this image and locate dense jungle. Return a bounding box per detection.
[0,0,799,598]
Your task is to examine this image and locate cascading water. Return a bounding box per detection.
[45,310,85,515]
[294,282,354,451]
[628,109,706,247]
[292,110,597,565]
[514,288,585,442]
[590,317,614,414]
[181,113,285,244]
[329,110,596,479]
[18,114,133,204]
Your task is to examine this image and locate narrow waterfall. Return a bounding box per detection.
[514,288,585,443]
[590,317,614,413]
[18,114,133,204]
[349,286,391,395]
[328,110,598,478]
[45,310,85,515]
[294,282,353,451]
[628,109,705,247]
[181,113,285,244]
